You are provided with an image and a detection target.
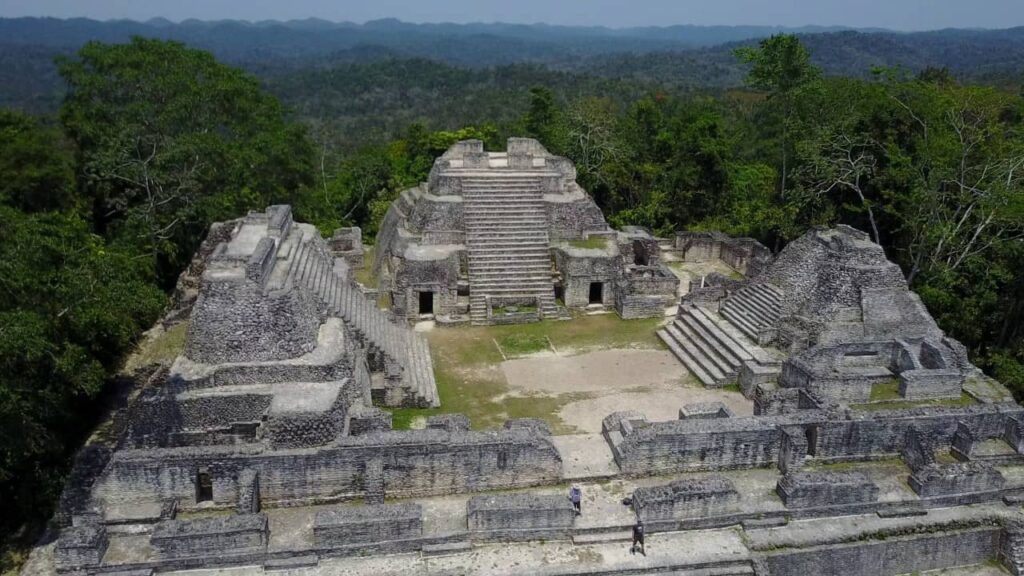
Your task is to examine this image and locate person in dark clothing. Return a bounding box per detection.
[569,485,582,515]
[631,519,645,556]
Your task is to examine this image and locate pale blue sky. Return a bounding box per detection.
[1,0,1023,30]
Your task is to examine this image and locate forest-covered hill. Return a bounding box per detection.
[2,18,1024,114]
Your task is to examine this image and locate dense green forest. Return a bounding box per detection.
[1,27,1024,572]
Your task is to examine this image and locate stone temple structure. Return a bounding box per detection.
[35,160,1024,575]
[374,137,678,324]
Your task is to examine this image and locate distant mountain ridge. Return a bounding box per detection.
[2,17,1024,114]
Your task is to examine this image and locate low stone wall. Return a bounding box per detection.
[466,494,575,540]
[96,422,562,509]
[900,369,963,400]
[632,477,739,521]
[776,471,879,508]
[151,514,268,559]
[313,503,422,546]
[55,524,108,572]
[909,462,1005,497]
[762,526,1001,576]
[609,403,1024,476]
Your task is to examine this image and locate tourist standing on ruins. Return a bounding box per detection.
[569,485,582,515]
[631,519,646,556]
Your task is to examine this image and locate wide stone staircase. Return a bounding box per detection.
[462,174,557,325]
[720,282,783,343]
[271,228,438,407]
[657,304,775,388]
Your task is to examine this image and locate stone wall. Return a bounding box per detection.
[150,514,268,559]
[632,477,740,521]
[466,494,575,540]
[313,503,422,546]
[776,471,879,508]
[185,281,321,364]
[95,423,562,509]
[763,527,1001,576]
[609,403,1024,475]
[55,524,108,572]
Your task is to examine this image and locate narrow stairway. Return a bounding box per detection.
[720,282,783,342]
[462,174,557,325]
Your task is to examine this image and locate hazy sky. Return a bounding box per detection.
[2,0,1023,31]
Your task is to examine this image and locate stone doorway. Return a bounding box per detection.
[196,469,213,503]
[419,291,434,315]
[589,282,603,305]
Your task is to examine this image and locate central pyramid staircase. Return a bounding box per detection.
[658,303,777,388]
[720,282,783,343]
[269,228,438,407]
[462,174,557,325]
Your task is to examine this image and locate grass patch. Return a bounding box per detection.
[383,314,666,433]
[122,321,188,373]
[353,245,376,288]
[868,379,902,402]
[498,333,549,357]
[721,383,742,394]
[850,393,976,412]
[567,237,609,250]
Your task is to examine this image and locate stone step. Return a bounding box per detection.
[657,328,719,387]
[421,541,473,557]
[264,555,319,571]
[687,307,758,363]
[741,516,788,530]
[720,306,760,341]
[674,317,740,376]
[732,289,779,320]
[722,298,773,327]
[664,324,728,383]
[571,530,633,545]
[747,283,782,307]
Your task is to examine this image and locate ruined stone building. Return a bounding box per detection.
[374,137,678,324]
[38,148,1024,576]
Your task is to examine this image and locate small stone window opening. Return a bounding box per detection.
[419,291,434,315]
[196,469,213,503]
[497,449,509,470]
[589,282,603,305]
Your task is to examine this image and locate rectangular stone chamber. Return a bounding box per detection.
[313,503,423,546]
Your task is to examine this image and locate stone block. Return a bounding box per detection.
[899,369,963,400]
[313,503,422,546]
[632,476,739,521]
[679,402,735,420]
[55,524,108,571]
[151,513,268,559]
[466,494,575,538]
[776,471,879,508]
[908,462,1005,497]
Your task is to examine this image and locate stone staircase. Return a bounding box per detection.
[272,228,439,407]
[657,304,775,388]
[720,283,783,343]
[462,174,557,325]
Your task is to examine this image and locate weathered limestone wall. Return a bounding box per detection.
[96,424,562,509]
[632,477,740,521]
[610,403,1024,474]
[466,494,575,540]
[546,188,611,241]
[762,527,1001,576]
[185,282,321,364]
[151,514,269,559]
[313,503,422,546]
[776,471,879,508]
[54,524,108,572]
[673,231,772,277]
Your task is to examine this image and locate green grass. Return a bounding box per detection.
[868,379,902,402]
[498,333,550,356]
[384,314,666,432]
[353,246,376,288]
[850,393,976,412]
[122,321,188,373]
[567,237,609,250]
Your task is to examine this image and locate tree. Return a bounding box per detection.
[58,37,314,285]
[0,110,75,213]
[735,35,821,201]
